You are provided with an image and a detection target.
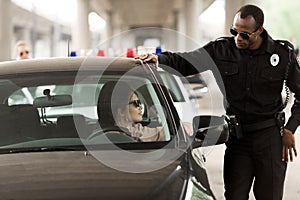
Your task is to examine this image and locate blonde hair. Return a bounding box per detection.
[15,40,28,51]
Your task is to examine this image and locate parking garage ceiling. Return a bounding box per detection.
[91,0,215,28]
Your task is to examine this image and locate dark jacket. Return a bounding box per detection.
[158,30,300,133]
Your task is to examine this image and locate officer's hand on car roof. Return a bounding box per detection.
[135,53,158,65]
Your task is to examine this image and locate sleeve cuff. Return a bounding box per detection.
[285,119,299,134]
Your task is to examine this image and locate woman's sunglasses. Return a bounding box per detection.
[20,51,29,57]
[128,100,142,107]
[230,28,257,40]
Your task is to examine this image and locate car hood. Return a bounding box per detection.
[0,150,185,200]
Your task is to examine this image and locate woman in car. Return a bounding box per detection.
[97,81,166,142]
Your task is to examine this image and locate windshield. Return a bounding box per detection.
[0,69,172,150]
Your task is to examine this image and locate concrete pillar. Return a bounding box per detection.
[175,0,202,51]
[103,11,113,42]
[225,0,264,36]
[174,7,187,51]
[23,28,32,48]
[112,12,122,36]
[51,23,61,57]
[74,0,91,54]
[0,0,12,61]
[185,0,202,44]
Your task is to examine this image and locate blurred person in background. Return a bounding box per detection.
[15,40,31,60]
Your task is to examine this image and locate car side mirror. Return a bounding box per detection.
[192,115,229,147]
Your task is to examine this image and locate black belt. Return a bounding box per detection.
[242,118,277,132]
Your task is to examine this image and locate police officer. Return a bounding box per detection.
[137,4,300,200]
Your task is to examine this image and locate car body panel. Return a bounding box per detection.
[0,57,141,74]
[0,151,185,199]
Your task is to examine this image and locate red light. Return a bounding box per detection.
[97,50,105,56]
[126,48,135,58]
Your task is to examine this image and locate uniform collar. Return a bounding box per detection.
[259,29,275,54]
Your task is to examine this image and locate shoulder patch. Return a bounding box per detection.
[275,40,294,51]
[215,37,231,42]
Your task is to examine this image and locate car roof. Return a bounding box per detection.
[0,57,147,75]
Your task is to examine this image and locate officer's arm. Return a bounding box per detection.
[282,52,300,162]
[157,40,222,77]
[158,51,202,77]
[285,55,300,133]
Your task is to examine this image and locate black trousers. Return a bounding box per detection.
[223,125,287,200]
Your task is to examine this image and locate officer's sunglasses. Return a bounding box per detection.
[230,28,258,40]
[19,50,29,57]
[128,100,142,108]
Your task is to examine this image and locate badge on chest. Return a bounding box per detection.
[270,54,280,67]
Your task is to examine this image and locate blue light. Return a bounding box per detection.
[70,51,77,57]
[155,47,162,54]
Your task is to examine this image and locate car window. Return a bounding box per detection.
[0,72,171,148]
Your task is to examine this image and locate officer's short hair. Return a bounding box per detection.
[238,4,264,29]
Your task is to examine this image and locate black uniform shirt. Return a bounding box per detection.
[158,30,300,133]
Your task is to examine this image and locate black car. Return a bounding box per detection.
[0,57,228,199]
